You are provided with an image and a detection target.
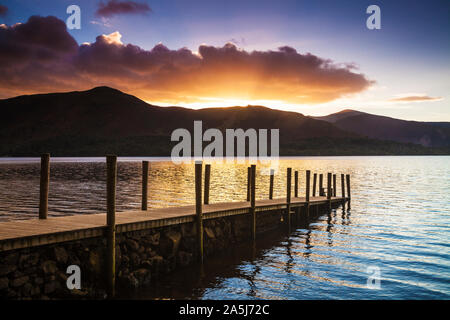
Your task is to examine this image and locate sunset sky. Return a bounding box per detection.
[0,0,449,121]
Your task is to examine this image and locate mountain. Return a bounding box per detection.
[314,110,450,148]
[0,87,448,156]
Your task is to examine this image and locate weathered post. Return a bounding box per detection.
[204,164,211,205]
[327,172,332,211]
[141,161,149,211]
[312,173,317,197]
[341,173,346,210]
[346,174,351,210]
[250,164,256,241]
[39,153,50,219]
[106,155,117,298]
[195,162,203,263]
[333,174,337,197]
[294,170,298,198]
[319,174,324,196]
[305,170,311,218]
[247,167,251,201]
[286,168,292,229]
[269,169,274,199]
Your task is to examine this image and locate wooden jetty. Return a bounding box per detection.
[0,154,351,297]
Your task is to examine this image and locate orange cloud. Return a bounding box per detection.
[389,95,443,102]
[0,16,373,105]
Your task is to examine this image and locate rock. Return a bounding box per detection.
[28,253,40,266]
[204,227,215,239]
[18,254,30,267]
[44,281,57,294]
[141,260,152,268]
[133,268,151,286]
[22,282,32,296]
[30,286,41,296]
[70,289,88,297]
[34,277,44,285]
[181,224,196,237]
[11,276,29,288]
[0,277,9,290]
[89,250,102,274]
[214,226,223,238]
[149,232,160,246]
[160,231,181,257]
[119,274,138,288]
[3,253,19,265]
[54,247,68,264]
[42,260,57,274]
[130,252,140,267]
[177,251,192,267]
[125,239,139,252]
[0,264,17,276]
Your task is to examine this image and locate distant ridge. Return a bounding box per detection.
[0,87,448,156]
[314,110,450,148]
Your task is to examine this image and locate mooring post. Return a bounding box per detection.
[341,173,345,210]
[305,170,311,218]
[195,161,203,263]
[346,174,351,210]
[286,168,292,229]
[106,155,117,298]
[333,174,337,197]
[319,174,324,196]
[294,170,298,198]
[204,164,211,205]
[327,172,332,211]
[250,164,256,241]
[39,153,50,219]
[312,173,317,197]
[141,161,149,211]
[247,166,251,201]
[269,169,274,199]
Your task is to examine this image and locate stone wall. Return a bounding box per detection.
[0,208,291,300]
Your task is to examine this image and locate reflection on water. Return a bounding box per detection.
[0,156,449,299]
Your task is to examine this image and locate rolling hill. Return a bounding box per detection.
[0,87,448,156]
[314,109,450,148]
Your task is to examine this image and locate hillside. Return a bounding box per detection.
[314,110,450,147]
[0,87,448,156]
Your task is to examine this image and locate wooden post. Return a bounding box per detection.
[305,170,311,218]
[141,161,149,210]
[341,173,345,210]
[250,164,256,241]
[319,174,324,196]
[333,174,337,197]
[246,167,251,201]
[269,169,274,199]
[346,174,351,210]
[195,162,203,263]
[286,168,292,229]
[327,172,332,211]
[312,173,317,197]
[39,153,50,219]
[204,164,211,205]
[106,155,117,298]
[294,170,298,198]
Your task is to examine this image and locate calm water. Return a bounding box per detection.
[0,156,449,299]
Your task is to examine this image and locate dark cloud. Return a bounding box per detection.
[0,5,7,16]
[389,95,443,102]
[96,0,151,18]
[0,16,373,104]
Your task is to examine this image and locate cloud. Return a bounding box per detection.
[0,5,7,16]
[389,95,443,103]
[0,16,373,104]
[96,0,151,18]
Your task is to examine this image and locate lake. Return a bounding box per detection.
[0,156,449,299]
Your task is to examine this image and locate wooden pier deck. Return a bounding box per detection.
[0,196,345,252]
